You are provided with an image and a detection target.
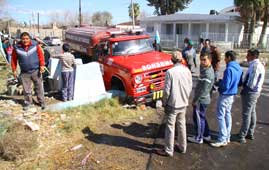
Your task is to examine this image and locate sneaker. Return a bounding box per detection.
[238,137,246,144]
[155,149,173,157]
[211,141,227,147]
[246,135,254,140]
[203,136,211,142]
[23,105,30,111]
[188,136,203,144]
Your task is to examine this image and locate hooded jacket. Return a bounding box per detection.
[218,61,242,95]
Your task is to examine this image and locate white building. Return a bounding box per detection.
[140,6,269,50]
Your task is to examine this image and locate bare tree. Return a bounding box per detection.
[48,10,92,27]
[92,11,113,26]
[139,10,151,20]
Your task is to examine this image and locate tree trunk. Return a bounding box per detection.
[249,12,256,48]
[241,20,250,48]
[258,6,268,48]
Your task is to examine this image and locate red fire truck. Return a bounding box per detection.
[65,26,173,103]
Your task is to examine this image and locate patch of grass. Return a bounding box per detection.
[0,122,38,161]
[55,98,154,134]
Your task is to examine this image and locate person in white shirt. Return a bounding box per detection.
[156,50,192,156]
[238,48,265,144]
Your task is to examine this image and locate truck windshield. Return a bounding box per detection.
[112,39,154,56]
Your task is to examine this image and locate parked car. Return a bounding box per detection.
[43,36,61,46]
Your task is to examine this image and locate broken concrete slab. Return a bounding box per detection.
[47,62,111,111]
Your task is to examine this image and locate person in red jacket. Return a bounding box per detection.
[11,32,46,111]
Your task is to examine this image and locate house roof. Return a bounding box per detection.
[117,20,140,26]
[141,13,241,23]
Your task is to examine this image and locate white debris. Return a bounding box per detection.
[25,121,40,131]
[156,100,162,108]
[70,144,83,151]
[60,114,67,121]
[81,152,92,166]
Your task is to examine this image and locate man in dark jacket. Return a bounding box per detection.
[211,50,242,147]
[11,32,46,111]
[188,51,215,144]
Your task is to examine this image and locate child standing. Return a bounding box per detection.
[53,43,76,101]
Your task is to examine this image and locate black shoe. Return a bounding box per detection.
[155,149,173,157]
[246,135,254,140]
[174,144,186,154]
[41,104,46,110]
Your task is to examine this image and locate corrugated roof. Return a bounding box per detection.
[141,13,240,23]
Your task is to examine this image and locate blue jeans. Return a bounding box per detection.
[61,71,74,100]
[216,94,234,142]
[193,103,210,141]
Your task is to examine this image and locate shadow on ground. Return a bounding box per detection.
[82,126,164,154]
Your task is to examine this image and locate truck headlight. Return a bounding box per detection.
[134,75,143,84]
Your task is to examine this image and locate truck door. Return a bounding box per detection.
[96,41,109,63]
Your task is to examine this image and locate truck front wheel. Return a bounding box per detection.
[111,77,128,104]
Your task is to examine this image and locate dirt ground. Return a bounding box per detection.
[0,63,163,170]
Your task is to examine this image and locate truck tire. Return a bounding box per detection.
[111,77,129,104]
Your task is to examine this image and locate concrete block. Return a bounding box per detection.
[47,62,110,111]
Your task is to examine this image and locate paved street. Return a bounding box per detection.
[147,66,269,170]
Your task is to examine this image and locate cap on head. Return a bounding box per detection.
[188,40,194,46]
[172,51,183,62]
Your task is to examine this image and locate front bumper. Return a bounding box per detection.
[133,90,164,103]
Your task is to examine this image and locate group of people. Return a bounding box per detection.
[10,32,76,111]
[157,42,265,157]
[0,34,17,64]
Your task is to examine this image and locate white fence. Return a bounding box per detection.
[150,33,269,51]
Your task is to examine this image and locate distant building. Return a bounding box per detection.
[140,6,269,50]
[116,21,141,30]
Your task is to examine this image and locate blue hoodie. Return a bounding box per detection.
[218,61,242,95]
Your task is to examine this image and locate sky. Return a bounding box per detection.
[3,0,234,25]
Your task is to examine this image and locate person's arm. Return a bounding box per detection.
[218,69,231,93]
[72,54,77,67]
[11,48,18,78]
[215,49,222,71]
[162,72,171,107]
[36,45,45,73]
[247,64,263,90]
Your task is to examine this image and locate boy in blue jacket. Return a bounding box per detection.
[211,50,243,147]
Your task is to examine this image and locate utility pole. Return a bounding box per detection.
[131,0,135,29]
[79,0,82,27]
[37,12,40,34]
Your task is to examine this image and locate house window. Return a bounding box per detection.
[209,24,225,33]
[161,24,173,35]
[146,26,154,33]
[176,24,183,35]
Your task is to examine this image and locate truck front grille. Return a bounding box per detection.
[144,69,168,90]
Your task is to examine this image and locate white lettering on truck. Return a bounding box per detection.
[141,60,173,71]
